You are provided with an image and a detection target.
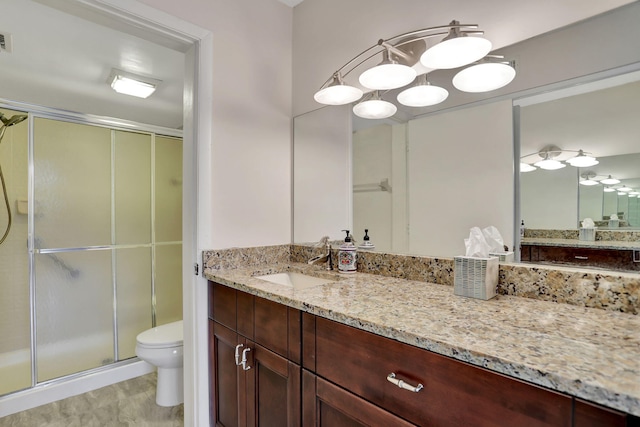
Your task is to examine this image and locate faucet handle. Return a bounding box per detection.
[315,236,329,247]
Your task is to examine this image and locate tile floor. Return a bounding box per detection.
[0,373,183,426]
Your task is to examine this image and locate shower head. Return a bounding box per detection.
[0,113,28,127]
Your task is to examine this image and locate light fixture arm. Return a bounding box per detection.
[318,21,484,90]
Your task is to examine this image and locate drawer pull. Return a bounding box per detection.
[240,348,252,371]
[574,256,589,260]
[387,373,423,393]
[234,344,243,366]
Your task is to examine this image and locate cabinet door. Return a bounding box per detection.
[302,370,415,427]
[211,321,246,427]
[573,399,629,427]
[246,343,301,427]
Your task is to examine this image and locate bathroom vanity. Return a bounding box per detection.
[521,238,640,271]
[204,262,640,427]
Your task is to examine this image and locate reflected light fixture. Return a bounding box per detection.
[452,58,516,93]
[600,175,620,185]
[565,149,599,167]
[579,172,599,186]
[520,163,536,172]
[359,48,417,90]
[533,147,566,170]
[618,186,633,192]
[313,20,516,117]
[603,187,616,192]
[397,74,448,107]
[108,69,160,99]
[353,91,397,119]
[618,192,627,195]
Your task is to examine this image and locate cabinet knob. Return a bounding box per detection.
[234,344,244,366]
[574,256,589,260]
[387,373,423,393]
[241,347,252,371]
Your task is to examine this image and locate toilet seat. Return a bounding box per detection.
[136,320,183,349]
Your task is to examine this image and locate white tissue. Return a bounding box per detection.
[482,226,505,253]
[581,218,595,228]
[464,227,492,257]
[610,214,618,220]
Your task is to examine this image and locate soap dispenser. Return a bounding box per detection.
[338,230,357,274]
[358,229,375,250]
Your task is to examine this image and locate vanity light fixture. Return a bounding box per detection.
[108,68,161,99]
[452,57,516,93]
[353,90,397,119]
[313,20,516,118]
[519,163,537,172]
[618,191,627,196]
[565,149,599,167]
[603,187,616,192]
[579,172,599,186]
[534,152,566,170]
[618,186,633,192]
[600,175,621,185]
[397,74,449,107]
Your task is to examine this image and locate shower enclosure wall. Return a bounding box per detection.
[0,107,183,396]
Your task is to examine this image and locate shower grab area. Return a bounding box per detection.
[0,107,183,397]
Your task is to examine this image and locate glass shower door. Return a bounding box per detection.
[33,118,114,381]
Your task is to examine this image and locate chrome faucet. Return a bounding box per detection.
[308,236,333,270]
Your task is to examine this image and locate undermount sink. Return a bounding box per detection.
[254,272,335,290]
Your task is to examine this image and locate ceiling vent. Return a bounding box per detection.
[0,32,13,53]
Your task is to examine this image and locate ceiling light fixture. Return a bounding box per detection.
[313,20,516,118]
[108,69,160,99]
[353,90,397,119]
[600,175,620,185]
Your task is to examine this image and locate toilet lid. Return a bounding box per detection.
[136,320,183,348]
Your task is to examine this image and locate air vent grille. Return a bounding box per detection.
[0,32,13,53]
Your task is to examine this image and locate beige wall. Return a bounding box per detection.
[140,0,293,249]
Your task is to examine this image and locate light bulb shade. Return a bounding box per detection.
[397,84,448,107]
[618,192,626,195]
[534,159,566,170]
[520,163,536,172]
[314,77,363,105]
[603,187,615,192]
[353,99,397,119]
[629,191,640,195]
[420,36,492,69]
[579,179,599,186]
[452,62,516,93]
[359,63,417,90]
[566,155,599,167]
[600,176,620,185]
[618,186,633,192]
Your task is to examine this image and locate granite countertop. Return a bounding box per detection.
[203,262,640,417]
[522,237,640,250]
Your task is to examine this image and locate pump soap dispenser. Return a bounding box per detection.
[338,230,357,273]
[358,229,375,250]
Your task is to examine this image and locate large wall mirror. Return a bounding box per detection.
[293,3,640,272]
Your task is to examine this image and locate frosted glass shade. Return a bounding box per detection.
[579,179,599,186]
[603,187,616,192]
[566,154,599,167]
[520,163,536,172]
[314,84,363,105]
[452,62,516,93]
[534,159,565,170]
[397,84,448,107]
[353,99,397,119]
[600,176,620,185]
[420,36,492,69]
[359,63,417,90]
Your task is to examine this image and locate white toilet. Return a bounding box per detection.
[135,320,184,407]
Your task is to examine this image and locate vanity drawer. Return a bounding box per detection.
[532,246,640,271]
[315,317,571,427]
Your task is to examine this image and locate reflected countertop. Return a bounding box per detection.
[522,237,640,250]
[204,262,640,416]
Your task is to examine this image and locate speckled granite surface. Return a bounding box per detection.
[203,262,640,416]
[522,237,640,250]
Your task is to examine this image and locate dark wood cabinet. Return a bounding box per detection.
[208,282,301,427]
[209,281,638,427]
[521,244,640,271]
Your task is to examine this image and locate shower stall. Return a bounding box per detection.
[0,106,183,397]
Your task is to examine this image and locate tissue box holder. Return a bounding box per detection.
[579,227,596,241]
[488,251,514,262]
[454,256,498,300]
